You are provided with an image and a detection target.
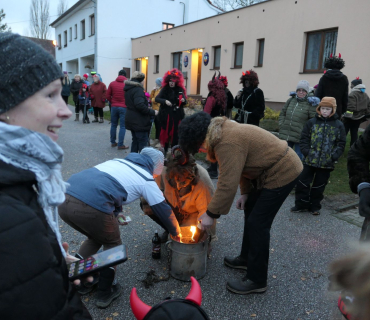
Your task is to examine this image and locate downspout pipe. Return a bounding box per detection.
[180,2,185,25]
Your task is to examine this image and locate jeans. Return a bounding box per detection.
[288,141,304,160]
[131,131,149,153]
[344,119,363,147]
[110,107,127,147]
[240,178,297,283]
[295,164,331,211]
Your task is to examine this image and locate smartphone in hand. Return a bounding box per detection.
[67,245,128,281]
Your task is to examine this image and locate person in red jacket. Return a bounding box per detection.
[106,70,129,149]
[89,75,107,123]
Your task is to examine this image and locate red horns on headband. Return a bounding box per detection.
[330,53,333,58]
[338,53,341,58]
[130,277,202,320]
[242,71,251,76]
[168,71,171,75]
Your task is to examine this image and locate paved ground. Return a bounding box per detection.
[58,105,361,320]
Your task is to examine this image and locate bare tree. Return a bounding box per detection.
[0,8,11,32]
[29,0,50,39]
[213,0,264,10]
[57,0,68,17]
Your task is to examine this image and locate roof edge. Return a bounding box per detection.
[50,0,90,27]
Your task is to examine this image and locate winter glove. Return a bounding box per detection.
[358,183,370,218]
[101,98,106,102]
[90,94,95,99]
[199,212,214,230]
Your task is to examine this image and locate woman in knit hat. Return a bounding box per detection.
[59,147,181,307]
[342,77,370,146]
[61,71,71,105]
[150,77,163,148]
[279,80,320,160]
[234,70,265,126]
[178,112,303,295]
[0,33,91,319]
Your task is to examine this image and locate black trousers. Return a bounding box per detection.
[93,107,104,118]
[208,162,218,174]
[74,100,80,114]
[131,131,149,153]
[154,115,160,140]
[62,95,69,105]
[344,119,363,147]
[295,165,331,211]
[240,178,297,283]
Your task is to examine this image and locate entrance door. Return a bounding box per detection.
[196,52,202,95]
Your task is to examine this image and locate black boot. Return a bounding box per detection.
[207,162,218,179]
[226,276,267,295]
[95,267,121,308]
[92,117,99,123]
[224,255,248,270]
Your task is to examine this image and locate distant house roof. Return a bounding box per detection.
[50,0,88,27]
[25,37,55,58]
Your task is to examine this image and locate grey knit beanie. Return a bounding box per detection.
[140,147,164,176]
[155,77,163,87]
[0,33,63,114]
[131,71,145,82]
[296,80,310,93]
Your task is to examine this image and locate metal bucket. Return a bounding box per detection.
[167,230,209,282]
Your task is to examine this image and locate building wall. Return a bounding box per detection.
[96,0,220,86]
[54,1,95,81]
[131,0,370,109]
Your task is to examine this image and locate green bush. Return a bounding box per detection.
[263,106,280,120]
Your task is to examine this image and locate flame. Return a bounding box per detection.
[190,226,196,241]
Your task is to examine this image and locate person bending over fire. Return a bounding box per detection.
[141,146,216,242]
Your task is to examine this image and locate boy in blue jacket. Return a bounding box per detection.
[292,97,346,215]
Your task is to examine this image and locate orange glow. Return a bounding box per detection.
[52,40,57,47]
[190,226,196,241]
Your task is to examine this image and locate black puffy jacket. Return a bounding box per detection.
[124,80,155,132]
[0,161,91,320]
[315,70,349,117]
[70,80,83,103]
[234,86,265,125]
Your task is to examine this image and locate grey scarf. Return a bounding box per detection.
[0,122,67,257]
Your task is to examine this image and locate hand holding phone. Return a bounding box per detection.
[117,214,131,225]
[67,245,128,281]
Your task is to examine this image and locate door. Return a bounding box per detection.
[197,52,202,95]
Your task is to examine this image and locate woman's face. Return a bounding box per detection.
[75,76,81,82]
[64,73,68,78]
[1,79,72,141]
[93,76,99,83]
[244,80,250,88]
[296,89,307,99]
[174,174,193,190]
[169,80,176,88]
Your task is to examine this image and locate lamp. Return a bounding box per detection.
[52,40,57,47]
[198,48,203,52]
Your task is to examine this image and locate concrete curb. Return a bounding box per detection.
[334,201,359,213]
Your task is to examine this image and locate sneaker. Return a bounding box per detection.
[111,143,118,147]
[290,206,309,213]
[208,172,218,179]
[117,145,129,150]
[95,283,121,309]
[224,255,248,270]
[226,276,267,295]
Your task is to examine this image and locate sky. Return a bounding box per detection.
[2,0,79,40]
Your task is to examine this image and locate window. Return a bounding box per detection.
[304,28,338,73]
[257,39,265,67]
[90,14,95,36]
[64,30,67,47]
[122,67,130,79]
[135,60,140,71]
[163,23,174,30]
[80,20,85,40]
[74,24,77,39]
[69,27,72,41]
[234,42,244,68]
[213,46,221,70]
[173,52,182,71]
[58,34,61,49]
[154,55,159,73]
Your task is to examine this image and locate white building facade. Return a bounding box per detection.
[51,0,222,86]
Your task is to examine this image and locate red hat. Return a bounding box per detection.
[82,84,88,89]
[83,73,89,79]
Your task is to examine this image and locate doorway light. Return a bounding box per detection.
[198,48,203,52]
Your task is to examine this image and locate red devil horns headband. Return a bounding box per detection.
[356,76,360,80]
[338,53,341,58]
[130,277,202,320]
[242,70,251,76]
[330,53,333,58]
[168,71,171,75]
[168,71,179,76]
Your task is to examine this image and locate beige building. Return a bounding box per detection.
[131,0,370,114]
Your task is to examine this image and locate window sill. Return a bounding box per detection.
[230,67,242,69]
[58,47,62,50]
[69,40,72,42]
[299,71,324,74]
[89,34,95,37]
[74,37,77,40]
[80,38,85,41]
[253,65,263,68]
[64,45,67,48]
[153,72,159,74]
[209,68,220,71]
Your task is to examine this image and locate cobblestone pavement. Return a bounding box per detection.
[57,106,361,320]
[331,208,364,228]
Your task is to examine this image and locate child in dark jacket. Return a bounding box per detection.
[292,97,346,215]
[78,84,91,124]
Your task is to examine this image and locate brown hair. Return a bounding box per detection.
[165,151,199,186]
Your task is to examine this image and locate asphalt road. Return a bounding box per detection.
[57,105,359,320]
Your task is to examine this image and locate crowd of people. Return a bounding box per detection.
[1,32,370,320]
